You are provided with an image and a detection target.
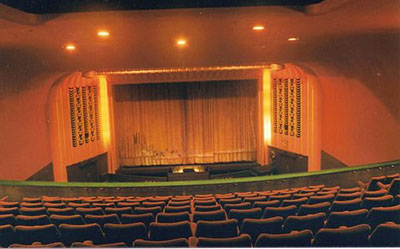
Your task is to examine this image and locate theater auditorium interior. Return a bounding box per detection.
[0,0,399,247]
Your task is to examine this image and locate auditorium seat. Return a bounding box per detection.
[103,223,147,245]
[50,214,85,226]
[0,214,17,226]
[104,207,133,218]
[335,192,362,201]
[308,194,335,204]
[9,242,66,248]
[0,207,20,216]
[23,198,41,203]
[194,204,221,212]
[43,203,67,209]
[156,211,190,223]
[313,224,371,247]
[281,197,308,208]
[297,202,330,215]
[120,213,154,230]
[59,223,105,246]
[21,202,43,208]
[236,193,258,199]
[240,217,284,243]
[361,195,393,209]
[219,198,242,207]
[252,200,280,211]
[394,195,400,205]
[193,209,226,222]
[0,201,19,208]
[243,196,268,206]
[283,212,326,234]
[20,207,48,216]
[76,207,104,217]
[268,194,291,204]
[168,200,191,206]
[149,221,192,241]
[164,205,191,213]
[367,204,400,229]
[321,186,340,191]
[224,202,252,215]
[171,196,192,202]
[15,224,60,245]
[316,190,338,195]
[195,234,252,247]
[92,203,115,209]
[325,209,368,228]
[195,219,239,238]
[61,197,81,204]
[84,214,120,228]
[0,224,15,247]
[254,230,313,247]
[228,208,263,227]
[142,201,165,209]
[358,175,386,191]
[42,196,62,203]
[133,238,189,247]
[362,189,388,198]
[379,178,400,197]
[133,207,162,217]
[194,199,217,207]
[384,173,400,184]
[71,241,127,247]
[215,194,236,200]
[82,198,104,205]
[263,205,297,219]
[47,207,75,216]
[368,222,400,247]
[279,189,299,196]
[329,198,362,212]
[338,187,361,193]
[68,203,91,209]
[16,214,51,226]
[292,192,315,199]
[117,202,140,209]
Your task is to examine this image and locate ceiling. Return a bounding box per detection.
[0,0,399,72]
[0,0,324,14]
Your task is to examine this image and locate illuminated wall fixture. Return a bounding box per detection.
[263,69,272,145]
[65,44,76,51]
[98,75,111,149]
[97,30,110,37]
[253,25,265,31]
[288,37,299,42]
[176,39,187,47]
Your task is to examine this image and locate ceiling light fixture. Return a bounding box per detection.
[97,30,110,37]
[253,25,265,31]
[288,37,299,42]
[65,44,76,51]
[176,39,187,46]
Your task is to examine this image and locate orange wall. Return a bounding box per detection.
[0,69,63,180]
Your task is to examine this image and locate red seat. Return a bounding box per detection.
[195,219,239,238]
[283,212,326,234]
[313,224,371,247]
[240,217,284,243]
[195,234,252,247]
[149,221,192,241]
[325,209,368,228]
[133,238,189,247]
[104,223,147,245]
[255,230,313,247]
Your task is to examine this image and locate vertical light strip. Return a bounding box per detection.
[99,75,111,149]
[263,69,272,145]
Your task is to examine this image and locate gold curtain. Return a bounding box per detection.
[113,80,257,166]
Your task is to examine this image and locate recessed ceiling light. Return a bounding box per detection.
[97,30,110,37]
[65,44,76,51]
[288,37,299,42]
[253,25,265,31]
[176,39,187,46]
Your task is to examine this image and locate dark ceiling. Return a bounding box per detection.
[0,0,324,14]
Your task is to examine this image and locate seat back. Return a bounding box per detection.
[142,201,165,210]
[20,207,47,216]
[120,213,154,231]
[0,214,17,226]
[281,197,308,208]
[0,207,20,216]
[193,209,226,222]
[168,200,191,207]
[268,194,291,204]
[47,207,75,216]
[367,204,400,229]
[252,200,280,211]
[283,212,326,234]
[335,192,362,201]
[297,202,330,215]
[194,204,221,212]
[9,242,66,248]
[194,199,217,206]
[149,221,192,241]
[254,230,313,247]
[243,196,268,206]
[15,224,60,245]
[313,224,371,247]
[224,202,252,215]
[133,207,162,217]
[59,223,105,246]
[16,215,51,226]
[329,198,362,212]
[195,219,238,238]
[133,238,189,247]
[117,202,140,209]
[50,214,85,226]
[263,205,297,219]
[84,214,120,227]
[156,211,190,223]
[104,207,133,218]
[219,198,242,207]
[368,222,400,246]
[308,194,335,205]
[325,209,368,228]
[75,207,104,216]
[164,205,191,213]
[196,234,252,247]
[103,223,147,245]
[240,217,283,243]
[228,208,262,227]
[0,224,16,247]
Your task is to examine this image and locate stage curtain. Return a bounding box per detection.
[113,80,257,166]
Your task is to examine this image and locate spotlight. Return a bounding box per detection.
[253,25,265,31]
[97,30,110,37]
